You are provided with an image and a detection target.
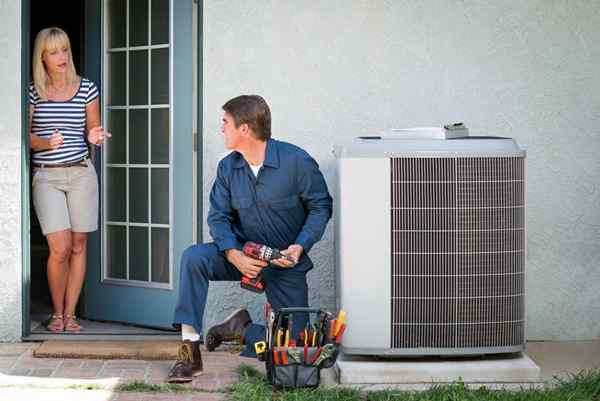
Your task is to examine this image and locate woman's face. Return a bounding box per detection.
[42,42,69,75]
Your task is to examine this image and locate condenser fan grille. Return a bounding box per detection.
[391,157,525,349]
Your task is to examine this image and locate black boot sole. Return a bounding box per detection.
[167,370,203,383]
[205,308,247,352]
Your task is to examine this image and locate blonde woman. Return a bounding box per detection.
[29,27,111,332]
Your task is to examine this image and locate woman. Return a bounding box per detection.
[29,27,110,332]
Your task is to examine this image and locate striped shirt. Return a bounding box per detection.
[29,78,99,165]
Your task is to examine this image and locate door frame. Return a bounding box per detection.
[21,0,31,337]
[21,0,204,335]
[195,0,203,243]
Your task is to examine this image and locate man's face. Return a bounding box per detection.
[220,112,244,150]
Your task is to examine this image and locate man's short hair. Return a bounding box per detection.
[222,95,271,141]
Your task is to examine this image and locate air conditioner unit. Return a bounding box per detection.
[335,126,526,356]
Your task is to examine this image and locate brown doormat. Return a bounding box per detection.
[34,340,181,360]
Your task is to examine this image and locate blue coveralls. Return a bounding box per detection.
[173,138,333,356]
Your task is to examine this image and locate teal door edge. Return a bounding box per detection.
[196,0,203,243]
[21,0,31,337]
[82,0,103,318]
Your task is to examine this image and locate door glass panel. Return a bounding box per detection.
[151,0,169,45]
[151,108,169,163]
[151,168,169,224]
[104,0,171,288]
[129,0,148,47]
[151,228,169,283]
[129,168,148,223]
[106,167,126,221]
[108,52,126,106]
[130,226,149,281]
[107,225,126,279]
[106,110,126,164]
[107,0,126,48]
[129,109,148,164]
[130,50,148,105]
[151,48,169,104]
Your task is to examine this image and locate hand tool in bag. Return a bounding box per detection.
[276,328,284,347]
[334,310,346,335]
[311,323,318,346]
[280,349,288,365]
[312,344,335,366]
[334,324,347,343]
[284,314,292,347]
[287,348,302,364]
[317,312,330,346]
[328,319,337,341]
[264,304,273,346]
[240,242,294,293]
[254,341,267,360]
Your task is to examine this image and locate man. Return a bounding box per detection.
[167,95,333,383]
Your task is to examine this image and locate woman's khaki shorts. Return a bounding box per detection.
[32,159,99,235]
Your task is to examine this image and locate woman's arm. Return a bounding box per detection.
[29,103,63,151]
[86,98,111,145]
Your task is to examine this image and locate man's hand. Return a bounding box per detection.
[225,249,268,278]
[271,244,303,268]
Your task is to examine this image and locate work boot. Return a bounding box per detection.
[167,340,203,383]
[205,308,252,352]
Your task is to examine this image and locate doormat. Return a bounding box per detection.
[33,340,181,360]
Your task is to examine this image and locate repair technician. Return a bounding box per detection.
[168,95,333,382]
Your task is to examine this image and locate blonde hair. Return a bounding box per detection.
[32,27,78,100]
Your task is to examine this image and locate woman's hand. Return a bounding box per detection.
[88,126,112,146]
[47,129,64,150]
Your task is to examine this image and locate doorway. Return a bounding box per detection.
[26,0,194,339]
[28,0,87,335]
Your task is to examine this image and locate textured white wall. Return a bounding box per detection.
[0,0,23,342]
[203,0,600,340]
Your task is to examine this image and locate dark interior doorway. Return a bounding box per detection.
[29,0,85,327]
[27,0,177,338]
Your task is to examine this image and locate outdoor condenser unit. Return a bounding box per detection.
[335,127,526,356]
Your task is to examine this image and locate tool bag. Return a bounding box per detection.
[258,307,345,389]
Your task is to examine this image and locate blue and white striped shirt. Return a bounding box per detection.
[29,78,99,165]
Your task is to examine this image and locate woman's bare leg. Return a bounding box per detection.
[64,232,88,317]
[46,229,73,316]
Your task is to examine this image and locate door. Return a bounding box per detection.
[84,0,195,328]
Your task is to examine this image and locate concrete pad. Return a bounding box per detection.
[335,352,541,388]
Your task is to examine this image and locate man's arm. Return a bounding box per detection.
[207,162,268,277]
[294,152,333,253]
[207,162,243,252]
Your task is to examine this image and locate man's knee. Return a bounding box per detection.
[181,243,217,275]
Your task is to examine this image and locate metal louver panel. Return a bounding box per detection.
[391,157,525,350]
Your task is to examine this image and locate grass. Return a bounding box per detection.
[7,363,598,400]
[115,381,193,393]
[226,365,600,401]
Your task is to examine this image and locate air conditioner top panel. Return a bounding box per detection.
[334,131,525,158]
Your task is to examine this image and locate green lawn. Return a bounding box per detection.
[226,365,600,401]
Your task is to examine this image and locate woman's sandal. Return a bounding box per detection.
[63,314,83,333]
[46,314,64,332]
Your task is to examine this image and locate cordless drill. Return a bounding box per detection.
[240,241,293,293]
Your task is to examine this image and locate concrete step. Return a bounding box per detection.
[330,352,542,390]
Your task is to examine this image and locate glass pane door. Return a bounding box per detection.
[103,0,171,288]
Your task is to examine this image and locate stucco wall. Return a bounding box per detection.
[202,0,600,340]
[0,0,22,342]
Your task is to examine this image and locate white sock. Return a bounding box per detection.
[181,324,201,342]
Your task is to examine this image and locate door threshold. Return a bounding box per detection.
[23,333,181,341]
